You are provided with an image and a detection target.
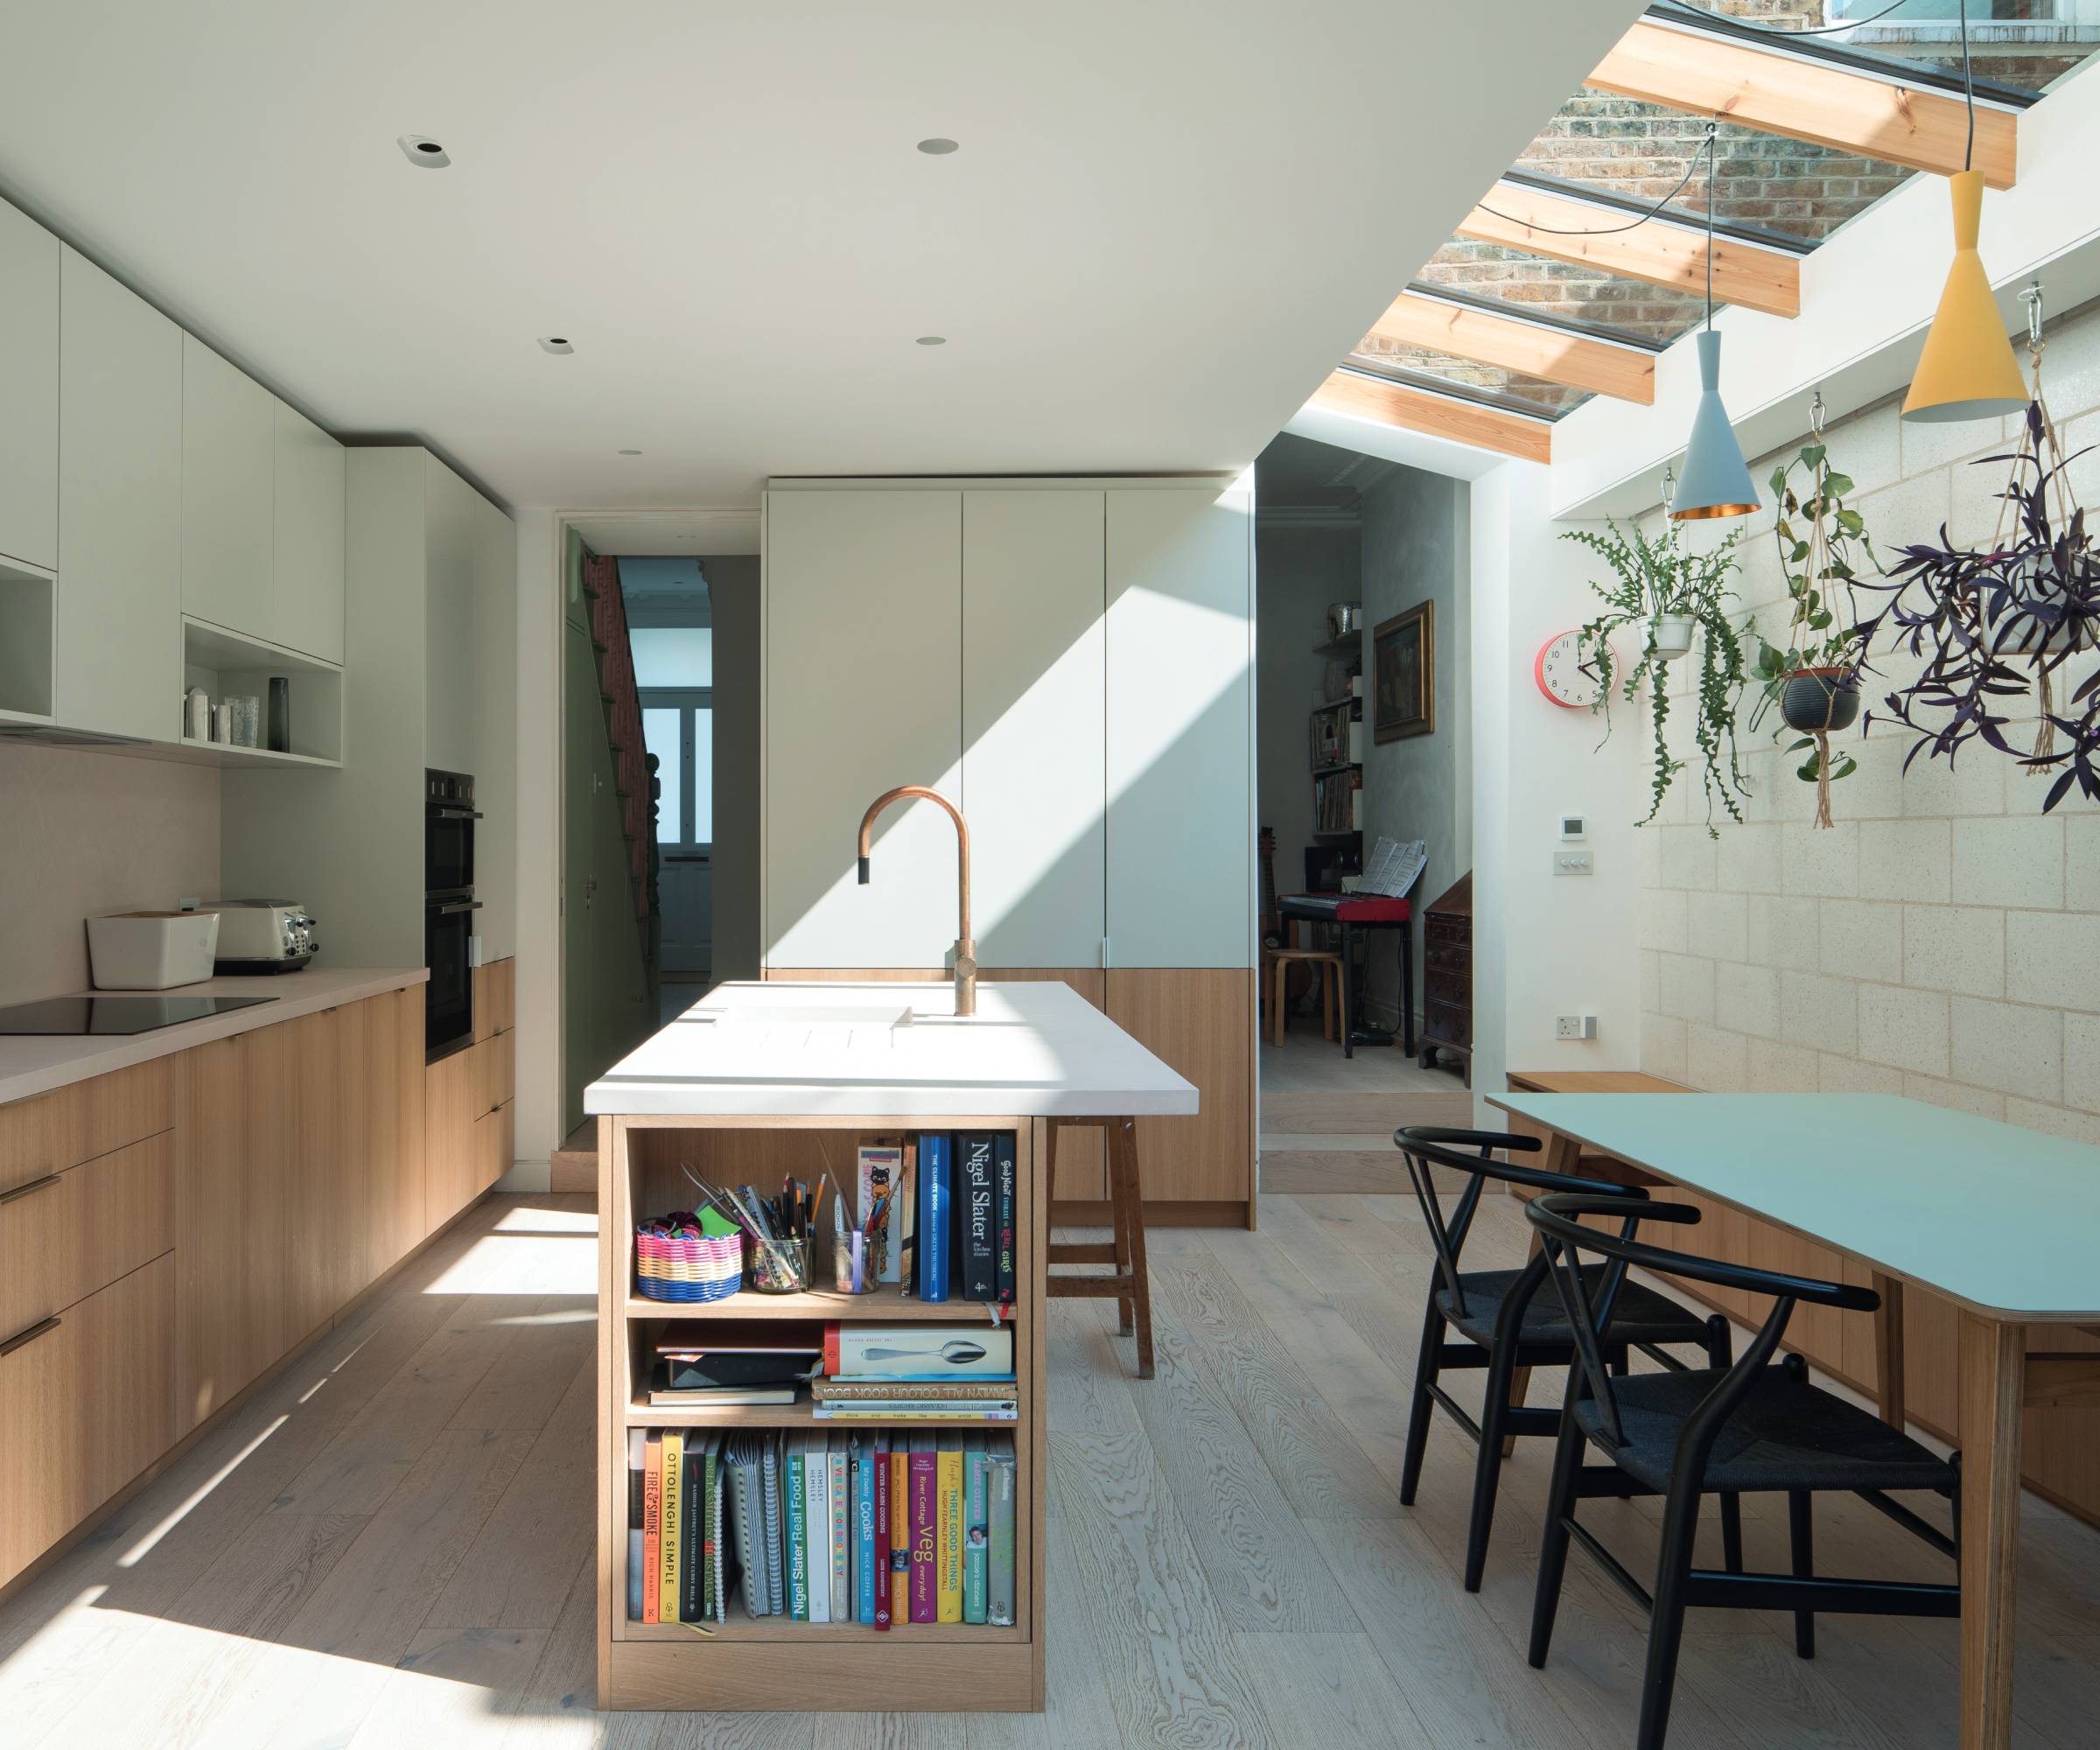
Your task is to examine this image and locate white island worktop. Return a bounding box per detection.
[584,978,1198,1118]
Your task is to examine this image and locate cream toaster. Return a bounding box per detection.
[198,900,318,973]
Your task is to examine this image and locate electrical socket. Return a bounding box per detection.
[1555,1013,1598,1040]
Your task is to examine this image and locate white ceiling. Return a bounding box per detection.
[0,2,1633,510]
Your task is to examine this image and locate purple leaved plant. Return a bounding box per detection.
[1858,399,2100,813]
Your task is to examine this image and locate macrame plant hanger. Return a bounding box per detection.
[1794,391,1845,830]
[1992,281,2073,766]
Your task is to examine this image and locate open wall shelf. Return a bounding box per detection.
[180,615,344,766]
[0,555,56,719]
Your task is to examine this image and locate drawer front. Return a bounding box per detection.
[1425,916,1469,948]
[0,1251,175,1586]
[0,1130,173,1337]
[1424,998,1472,1050]
[0,1057,173,1195]
[472,1100,514,1199]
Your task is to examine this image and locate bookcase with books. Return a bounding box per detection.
[597,1113,1046,1711]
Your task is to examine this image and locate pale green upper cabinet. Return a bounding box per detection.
[271,399,344,663]
[0,201,59,575]
[54,248,182,741]
[180,333,274,640]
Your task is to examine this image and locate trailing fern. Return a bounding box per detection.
[1565,517,1751,838]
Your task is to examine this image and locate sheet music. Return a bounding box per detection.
[1361,836,1427,898]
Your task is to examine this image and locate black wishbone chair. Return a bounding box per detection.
[1523,1193,1962,1750]
[1393,1127,1734,1592]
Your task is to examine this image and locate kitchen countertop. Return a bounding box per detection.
[585,979,1200,1118]
[0,966,429,1106]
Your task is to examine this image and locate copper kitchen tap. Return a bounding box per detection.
[857,785,976,1018]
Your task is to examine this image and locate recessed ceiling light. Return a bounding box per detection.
[915,335,947,346]
[397,135,451,168]
[618,448,642,456]
[916,137,959,156]
[538,337,574,355]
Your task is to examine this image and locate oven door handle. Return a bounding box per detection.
[432,899,485,916]
[429,806,484,820]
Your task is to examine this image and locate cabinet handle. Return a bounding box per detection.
[0,1173,61,1208]
[1,1315,60,1357]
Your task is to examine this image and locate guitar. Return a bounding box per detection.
[1258,829,1312,1006]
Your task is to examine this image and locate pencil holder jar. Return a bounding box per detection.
[634,1216,742,1304]
[744,1234,811,1295]
[830,1230,878,1296]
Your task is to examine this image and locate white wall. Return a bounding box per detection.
[1360,466,1471,1027]
[1255,519,1359,895]
[1468,462,1644,1116]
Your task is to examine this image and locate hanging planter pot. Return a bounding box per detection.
[1649,615,1697,662]
[1780,667,1860,732]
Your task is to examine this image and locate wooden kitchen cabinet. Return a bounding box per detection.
[54,247,183,742]
[1105,967,1254,1214]
[1,1253,174,1588]
[272,398,346,663]
[0,1130,172,1342]
[0,196,59,574]
[365,984,428,1270]
[180,332,275,640]
[176,1030,289,1430]
[4,984,435,1587]
[292,1004,368,1327]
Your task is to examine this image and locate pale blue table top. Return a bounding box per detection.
[1488,1092,2100,1323]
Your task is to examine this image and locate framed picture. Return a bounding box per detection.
[1373,600,1435,742]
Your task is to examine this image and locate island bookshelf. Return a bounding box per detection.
[596,1112,1047,1712]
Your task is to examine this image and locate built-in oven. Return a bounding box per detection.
[425,769,482,1061]
[424,893,480,1060]
[426,768,479,898]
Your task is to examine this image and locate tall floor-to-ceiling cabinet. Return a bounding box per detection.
[761,477,1256,1220]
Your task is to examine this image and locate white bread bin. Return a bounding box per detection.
[87,911,220,990]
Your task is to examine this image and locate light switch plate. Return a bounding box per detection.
[1552,850,1594,876]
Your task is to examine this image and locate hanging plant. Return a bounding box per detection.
[1749,396,1879,828]
[1564,514,1752,837]
[1858,287,2100,812]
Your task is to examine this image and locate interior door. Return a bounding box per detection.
[642,688,712,976]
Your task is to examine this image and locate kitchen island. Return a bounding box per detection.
[584,979,1195,1712]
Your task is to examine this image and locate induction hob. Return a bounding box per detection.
[0,994,277,1035]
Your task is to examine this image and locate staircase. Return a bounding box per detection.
[579,553,658,972]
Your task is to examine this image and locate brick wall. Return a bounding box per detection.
[1631,300,2100,1141]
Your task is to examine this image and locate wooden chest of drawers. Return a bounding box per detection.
[1418,872,1473,1082]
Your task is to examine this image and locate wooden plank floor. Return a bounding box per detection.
[4,1190,2097,1747]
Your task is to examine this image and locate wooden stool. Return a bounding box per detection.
[1265,948,1342,1048]
[1044,1115,1154,1379]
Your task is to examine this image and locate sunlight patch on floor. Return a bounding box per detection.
[116,1416,290,1570]
[420,1234,597,1296]
[491,1205,598,1236]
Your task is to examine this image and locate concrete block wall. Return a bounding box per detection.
[1632,299,2100,1143]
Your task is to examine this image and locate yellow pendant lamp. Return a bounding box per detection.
[1902,4,2026,424]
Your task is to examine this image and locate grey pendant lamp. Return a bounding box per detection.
[1670,122,1759,522]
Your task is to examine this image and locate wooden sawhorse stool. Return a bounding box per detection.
[1045,1115,1155,1379]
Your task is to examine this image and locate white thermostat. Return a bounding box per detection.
[1559,815,1586,842]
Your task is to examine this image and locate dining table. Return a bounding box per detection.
[1486,1088,2100,1750]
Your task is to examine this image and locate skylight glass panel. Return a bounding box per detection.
[1652,2,2097,103]
[1411,240,1716,351]
[1342,344,1588,420]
